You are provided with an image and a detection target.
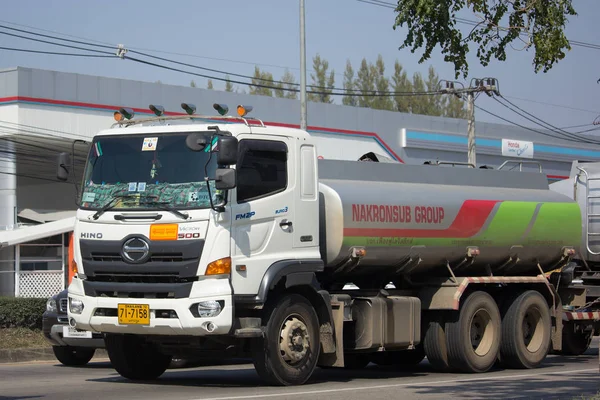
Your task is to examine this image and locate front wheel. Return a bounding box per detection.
[52,346,95,366]
[252,294,320,386]
[105,334,172,380]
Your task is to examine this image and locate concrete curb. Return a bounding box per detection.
[0,347,108,364]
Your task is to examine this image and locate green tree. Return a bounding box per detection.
[307,54,335,103]
[225,75,234,92]
[356,58,375,108]
[207,79,213,90]
[410,72,428,115]
[391,61,412,113]
[393,0,577,78]
[274,69,298,100]
[424,66,444,117]
[190,80,197,88]
[342,60,357,107]
[249,66,274,97]
[370,55,393,111]
[444,94,468,119]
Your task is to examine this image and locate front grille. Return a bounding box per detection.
[59,298,68,312]
[96,291,176,299]
[88,273,197,284]
[91,252,184,263]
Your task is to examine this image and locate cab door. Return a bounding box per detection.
[229,136,296,296]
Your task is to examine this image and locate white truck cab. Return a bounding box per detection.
[62,104,324,384]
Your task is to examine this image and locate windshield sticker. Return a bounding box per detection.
[93,142,103,157]
[142,137,158,151]
[128,182,138,191]
[188,192,210,202]
[82,192,96,202]
[137,182,146,192]
[204,137,219,153]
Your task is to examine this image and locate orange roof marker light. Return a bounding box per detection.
[237,105,253,117]
[114,107,135,122]
[213,103,229,116]
[181,103,196,115]
[149,104,165,116]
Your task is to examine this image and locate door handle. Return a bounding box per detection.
[279,219,293,228]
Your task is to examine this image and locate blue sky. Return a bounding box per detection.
[1,0,599,133]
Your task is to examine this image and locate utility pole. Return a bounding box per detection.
[440,78,500,167]
[467,91,475,167]
[299,0,307,131]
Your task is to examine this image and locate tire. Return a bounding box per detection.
[500,290,551,369]
[252,294,320,386]
[52,346,95,366]
[561,322,593,356]
[423,316,451,372]
[104,334,172,380]
[446,291,501,373]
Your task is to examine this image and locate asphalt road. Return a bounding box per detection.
[1,340,599,400]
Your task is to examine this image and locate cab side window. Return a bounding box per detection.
[236,140,288,203]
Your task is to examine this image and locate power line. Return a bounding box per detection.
[0,19,335,77]
[0,30,113,55]
[474,103,599,144]
[493,96,600,143]
[1,27,444,97]
[0,46,113,58]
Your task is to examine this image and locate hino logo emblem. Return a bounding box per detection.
[121,237,150,264]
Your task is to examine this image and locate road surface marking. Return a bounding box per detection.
[192,368,598,400]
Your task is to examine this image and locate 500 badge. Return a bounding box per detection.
[178,232,201,239]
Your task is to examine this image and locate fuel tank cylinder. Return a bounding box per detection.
[317,160,581,279]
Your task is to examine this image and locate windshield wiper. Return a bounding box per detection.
[138,200,190,220]
[91,194,138,220]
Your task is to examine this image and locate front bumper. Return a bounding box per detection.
[68,277,233,336]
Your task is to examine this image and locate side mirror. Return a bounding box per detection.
[185,133,208,151]
[215,168,236,190]
[217,136,238,165]
[57,152,71,181]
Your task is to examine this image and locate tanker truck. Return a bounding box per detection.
[57,103,596,386]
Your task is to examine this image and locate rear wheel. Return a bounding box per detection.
[104,334,172,380]
[500,290,551,369]
[446,291,501,373]
[561,322,593,355]
[52,346,95,366]
[252,294,320,386]
[423,314,450,372]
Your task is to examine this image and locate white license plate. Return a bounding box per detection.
[63,326,92,339]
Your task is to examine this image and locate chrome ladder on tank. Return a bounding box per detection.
[577,166,600,255]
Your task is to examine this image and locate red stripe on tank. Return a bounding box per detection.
[344,199,501,238]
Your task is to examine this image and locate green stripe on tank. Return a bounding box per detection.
[524,202,581,243]
[475,201,538,243]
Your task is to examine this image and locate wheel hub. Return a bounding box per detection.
[279,317,310,364]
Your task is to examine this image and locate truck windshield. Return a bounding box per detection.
[79,132,220,211]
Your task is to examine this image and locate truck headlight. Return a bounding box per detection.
[69,298,84,314]
[191,300,223,318]
[46,298,57,312]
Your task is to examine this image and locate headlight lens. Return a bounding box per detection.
[69,298,84,314]
[195,300,223,318]
[46,298,57,312]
